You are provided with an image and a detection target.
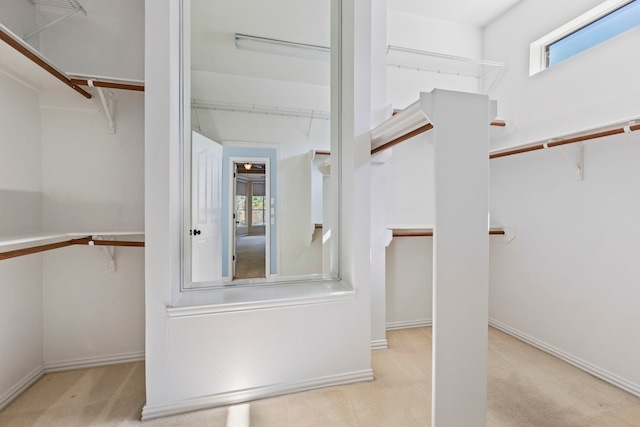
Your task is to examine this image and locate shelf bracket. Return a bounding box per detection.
[24,1,87,41]
[91,235,116,272]
[560,142,584,181]
[92,83,116,134]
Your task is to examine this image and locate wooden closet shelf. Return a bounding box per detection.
[0,24,144,99]
[0,233,145,261]
[391,228,506,237]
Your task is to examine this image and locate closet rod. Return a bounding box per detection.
[371,121,506,155]
[71,237,146,247]
[490,122,640,159]
[69,79,145,92]
[0,26,92,99]
[0,239,77,261]
[371,123,434,155]
[392,229,505,237]
[0,237,145,261]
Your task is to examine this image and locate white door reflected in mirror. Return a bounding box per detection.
[190,131,222,282]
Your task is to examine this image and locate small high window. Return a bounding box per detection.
[530,0,640,75]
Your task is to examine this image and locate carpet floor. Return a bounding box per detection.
[1,327,639,426]
[234,234,266,279]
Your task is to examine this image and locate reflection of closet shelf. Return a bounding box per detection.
[386,45,505,93]
[192,99,330,121]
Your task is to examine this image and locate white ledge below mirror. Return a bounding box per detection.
[166,280,356,318]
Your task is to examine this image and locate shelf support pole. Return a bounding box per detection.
[429,89,490,427]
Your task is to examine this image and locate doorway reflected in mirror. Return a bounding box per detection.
[233,161,267,280]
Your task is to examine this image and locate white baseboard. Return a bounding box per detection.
[489,318,640,398]
[0,364,44,411]
[44,351,146,373]
[371,339,388,350]
[386,318,432,331]
[141,369,374,421]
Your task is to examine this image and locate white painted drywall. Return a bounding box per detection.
[484,0,640,150]
[0,0,39,50]
[40,90,144,232]
[42,246,144,365]
[143,0,373,416]
[385,236,433,328]
[40,89,145,365]
[490,133,640,393]
[0,72,43,236]
[387,10,482,109]
[0,256,43,408]
[0,71,43,408]
[486,0,640,394]
[38,0,144,81]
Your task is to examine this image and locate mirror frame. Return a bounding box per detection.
[179,0,342,290]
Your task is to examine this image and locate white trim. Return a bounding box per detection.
[371,339,389,350]
[43,351,146,373]
[489,318,640,398]
[167,280,356,318]
[529,0,635,75]
[386,319,432,331]
[141,368,374,420]
[0,365,45,411]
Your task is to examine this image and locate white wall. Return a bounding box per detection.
[485,0,640,395]
[38,0,144,81]
[386,133,434,227]
[0,0,39,49]
[385,236,432,328]
[485,0,640,150]
[40,90,145,232]
[40,89,145,365]
[43,246,144,365]
[386,10,482,109]
[0,72,43,236]
[385,11,482,226]
[144,0,372,417]
[0,71,44,408]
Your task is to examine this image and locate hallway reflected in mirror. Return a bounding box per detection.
[234,234,266,279]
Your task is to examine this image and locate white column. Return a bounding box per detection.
[428,89,490,427]
[370,149,392,350]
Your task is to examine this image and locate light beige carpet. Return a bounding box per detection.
[1,327,639,426]
[234,234,266,280]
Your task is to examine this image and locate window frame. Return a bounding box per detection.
[529,0,637,75]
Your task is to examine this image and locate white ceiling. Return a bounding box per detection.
[388,0,522,28]
[190,0,522,100]
[191,0,330,86]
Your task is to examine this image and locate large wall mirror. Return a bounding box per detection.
[181,0,340,289]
